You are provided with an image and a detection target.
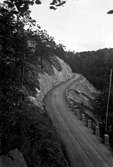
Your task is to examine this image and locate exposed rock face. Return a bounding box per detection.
[29,56,73,107]
[66,74,99,110]
[28,56,98,110]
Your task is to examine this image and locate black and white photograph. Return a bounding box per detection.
[0,0,113,166]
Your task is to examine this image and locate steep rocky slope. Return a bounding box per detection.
[28,56,73,107]
[66,74,98,109]
[65,74,99,123]
[28,56,98,111]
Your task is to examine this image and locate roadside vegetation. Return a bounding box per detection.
[0,0,70,166]
[0,100,69,167]
[1,0,113,164]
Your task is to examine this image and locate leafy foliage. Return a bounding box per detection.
[0,101,69,167]
[0,1,69,166]
[0,0,63,109]
[50,0,66,10]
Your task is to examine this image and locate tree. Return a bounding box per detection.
[107,10,113,14]
[0,0,68,157]
[0,0,67,111]
[0,0,66,108]
[1,0,66,11]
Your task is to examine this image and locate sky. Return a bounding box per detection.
[30,0,113,52]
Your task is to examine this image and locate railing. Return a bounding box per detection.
[64,84,111,148]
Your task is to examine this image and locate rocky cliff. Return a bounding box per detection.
[28,56,73,108]
[28,55,98,110]
[66,74,98,109]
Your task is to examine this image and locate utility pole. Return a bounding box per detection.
[105,69,113,132]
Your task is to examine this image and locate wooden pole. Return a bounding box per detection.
[88,119,92,129]
[96,125,100,137]
[105,69,112,132]
[104,134,109,145]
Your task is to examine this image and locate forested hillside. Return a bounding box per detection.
[62,48,113,90]
[1,0,113,165]
[0,1,70,166]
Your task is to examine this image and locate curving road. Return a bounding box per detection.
[44,75,113,167]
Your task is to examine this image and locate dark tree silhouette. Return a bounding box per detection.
[107,10,113,14]
[0,2,69,165]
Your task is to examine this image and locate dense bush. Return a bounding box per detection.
[0,1,68,166]
[0,101,69,167]
[0,0,63,111]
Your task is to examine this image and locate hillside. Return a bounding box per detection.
[0,49,99,167]
[1,1,112,167]
[60,48,113,148]
[0,2,100,166]
[62,48,113,90]
[0,55,72,167]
